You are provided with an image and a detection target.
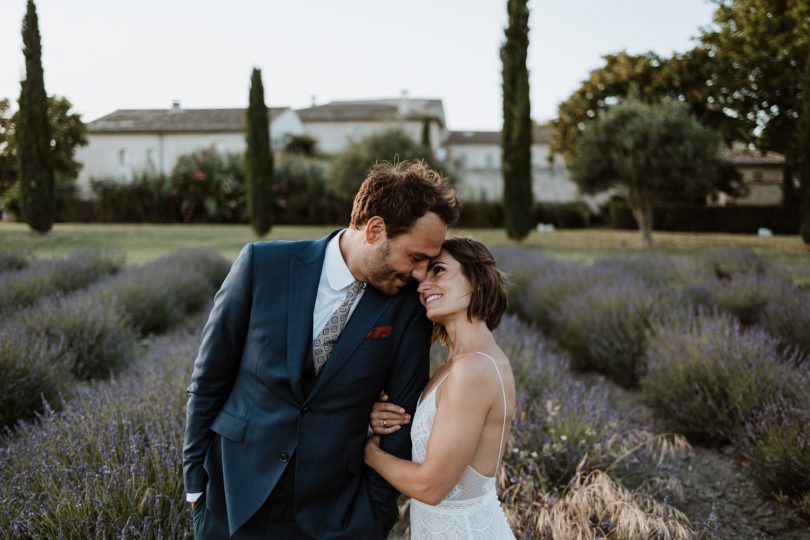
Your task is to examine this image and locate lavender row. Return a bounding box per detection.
[494,246,810,517]
[0,249,230,429]
[0,251,30,274]
[0,248,124,315]
[0,315,206,539]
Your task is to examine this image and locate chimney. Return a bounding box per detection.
[170,100,183,113]
[398,89,410,116]
[310,95,317,107]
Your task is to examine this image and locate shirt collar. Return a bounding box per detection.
[324,230,359,291]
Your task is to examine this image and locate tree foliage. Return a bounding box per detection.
[500,0,533,241]
[245,68,273,237]
[800,52,810,244]
[329,128,450,206]
[700,0,810,205]
[571,100,720,246]
[550,50,748,164]
[16,0,55,233]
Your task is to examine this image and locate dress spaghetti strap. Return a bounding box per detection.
[473,351,508,471]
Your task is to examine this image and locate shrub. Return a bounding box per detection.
[741,394,810,513]
[16,293,137,380]
[593,252,710,289]
[491,247,564,321]
[695,246,771,279]
[686,273,795,326]
[89,173,178,223]
[761,289,810,355]
[0,325,200,538]
[0,324,74,428]
[0,248,124,314]
[273,156,339,225]
[641,311,807,442]
[170,148,246,223]
[0,251,30,273]
[552,277,667,386]
[524,262,597,331]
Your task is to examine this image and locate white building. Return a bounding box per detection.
[297,97,446,155]
[444,125,610,208]
[74,102,303,196]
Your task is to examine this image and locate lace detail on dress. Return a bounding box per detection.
[409,352,515,539]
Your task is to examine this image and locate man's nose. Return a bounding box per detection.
[411,260,429,282]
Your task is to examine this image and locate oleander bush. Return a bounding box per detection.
[641,311,808,442]
[0,325,200,538]
[16,293,137,380]
[0,248,124,314]
[0,251,30,274]
[0,324,74,428]
[551,277,668,386]
[741,394,810,516]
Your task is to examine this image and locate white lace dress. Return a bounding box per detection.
[409,352,515,539]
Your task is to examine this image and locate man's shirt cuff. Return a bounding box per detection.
[186,492,203,503]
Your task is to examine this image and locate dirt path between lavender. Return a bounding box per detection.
[587,373,810,540]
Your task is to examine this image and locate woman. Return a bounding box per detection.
[365,237,516,539]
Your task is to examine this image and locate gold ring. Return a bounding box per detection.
[382,419,388,427]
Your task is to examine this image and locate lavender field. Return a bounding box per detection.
[0,245,808,539]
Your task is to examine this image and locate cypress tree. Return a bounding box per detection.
[500,0,533,241]
[245,68,273,236]
[16,0,55,234]
[800,51,810,245]
[421,118,432,150]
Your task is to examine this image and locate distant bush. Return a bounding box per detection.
[687,273,794,326]
[0,248,124,314]
[0,251,30,273]
[695,246,772,279]
[551,277,667,386]
[535,201,592,229]
[761,290,810,355]
[491,248,564,321]
[741,394,810,515]
[524,262,598,331]
[273,156,341,225]
[88,173,178,222]
[641,312,806,442]
[0,324,73,428]
[592,253,710,289]
[17,293,137,380]
[170,148,246,223]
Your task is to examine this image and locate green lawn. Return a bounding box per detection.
[1,222,807,275]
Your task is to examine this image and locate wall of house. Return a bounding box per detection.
[303,120,443,155]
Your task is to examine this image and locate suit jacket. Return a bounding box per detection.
[183,232,431,538]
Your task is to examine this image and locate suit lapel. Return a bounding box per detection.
[306,285,389,402]
[286,233,335,403]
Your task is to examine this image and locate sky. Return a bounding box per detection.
[0,0,717,131]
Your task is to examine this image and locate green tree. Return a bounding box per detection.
[699,0,810,204]
[330,128,450,207]
[500,0,533,241]
[245,68,273,236]
[571,100,720,247]
[16,0,55,233]
[421,118,432,150]
[551,49,748,164]
[800,52,810,244]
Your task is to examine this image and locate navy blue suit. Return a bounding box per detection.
[183,232,431,538]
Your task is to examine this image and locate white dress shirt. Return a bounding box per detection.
[187,231,364,503]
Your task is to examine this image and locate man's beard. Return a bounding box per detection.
[364,241,411,296]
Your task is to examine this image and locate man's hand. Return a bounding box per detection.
[369,392,410,435]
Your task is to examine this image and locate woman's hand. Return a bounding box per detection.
[369,392,411,435]
[365,434,382,465]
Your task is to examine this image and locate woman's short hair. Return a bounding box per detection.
[432,236,509,345]
[350,160,459,238]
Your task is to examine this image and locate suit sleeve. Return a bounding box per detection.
[365,301,432,534]
[183,243,253,494]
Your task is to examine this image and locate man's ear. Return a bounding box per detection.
[364,216,387,245]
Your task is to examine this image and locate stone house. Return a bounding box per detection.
[74,102,304,196]
[717,143,785,205]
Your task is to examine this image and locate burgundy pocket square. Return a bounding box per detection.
[366,325,392,340]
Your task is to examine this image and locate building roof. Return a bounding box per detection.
[297,98,445,126]
[445,124,551,145]
[719,143,785,166]
[87,105,292,133]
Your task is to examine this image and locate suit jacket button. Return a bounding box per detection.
[279,452,289,463]
[301,407,311,416]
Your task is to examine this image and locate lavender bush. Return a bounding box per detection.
[641,311,808,442]
[0,323,73,428]
[16,293,137,380]
[593,252,710,289]
[696,246,771,279]
[0,251,30,274]
[684,273,794,327]
[0,321,203,538]
[761,289,810,355]
[551,277,669,387]
[740,392,810,515]
[491,247,564,321]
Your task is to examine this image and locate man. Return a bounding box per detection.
[183,160,459,539]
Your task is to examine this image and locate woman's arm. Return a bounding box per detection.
[364,354,495,505]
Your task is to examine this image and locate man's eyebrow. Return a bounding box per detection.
[411,252,432,260]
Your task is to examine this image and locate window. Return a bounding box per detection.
[752,170,764,181]
[118,148,127,165]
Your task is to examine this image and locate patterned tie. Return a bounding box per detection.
[313,280,365,374]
